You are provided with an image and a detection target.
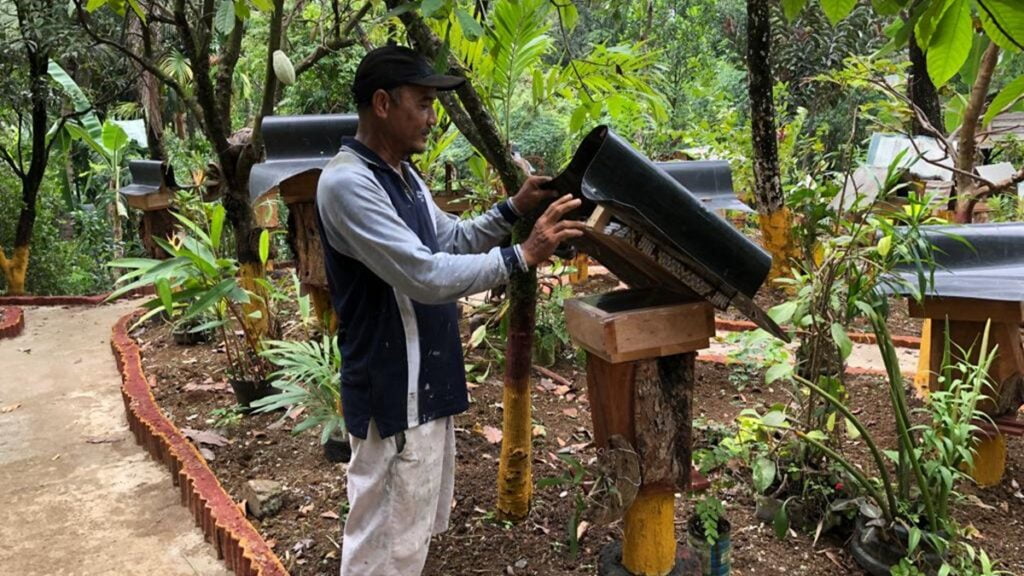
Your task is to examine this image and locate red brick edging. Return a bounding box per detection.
[110,310,289,576]
[0,286,157,307]
[0,306,25,339]
[714,318,922,349]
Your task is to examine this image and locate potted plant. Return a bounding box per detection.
[250,332,349,463]
[687,496,731,576]
[795,311,995,575]
[108,205,274,407]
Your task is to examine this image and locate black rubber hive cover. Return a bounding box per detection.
[547,126,785,340]
[890,223,1024,301]
[249,114,359,202]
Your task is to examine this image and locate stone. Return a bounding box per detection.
[243,479,285,519]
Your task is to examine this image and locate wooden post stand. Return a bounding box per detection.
[565,289,714,576]
[909,297,1024,486]
[277,173,336,331]
[126,192,176,260]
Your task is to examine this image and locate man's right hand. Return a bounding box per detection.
[519,194,586,268]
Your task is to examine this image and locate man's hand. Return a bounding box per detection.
[519,194,586,268]
[509,175,556,214]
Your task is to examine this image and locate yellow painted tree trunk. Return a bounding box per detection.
[238,261,273,341]
[758,208,799,280]
[622,489,676,576]
[0,245,30,295]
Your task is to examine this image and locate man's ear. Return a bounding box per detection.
[371,89,391,118]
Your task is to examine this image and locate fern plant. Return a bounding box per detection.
[251,332,345,444]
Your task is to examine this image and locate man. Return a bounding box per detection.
[316,45,585,576]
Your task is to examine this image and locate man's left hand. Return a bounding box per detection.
[509,175,556,215]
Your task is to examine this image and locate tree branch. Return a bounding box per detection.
[293,1,371,77]
[252,0,285,152]
[385,0,521,194]
[73,1,197,115]
[214,15,245,130]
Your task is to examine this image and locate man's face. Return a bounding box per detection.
[382,84,438,156]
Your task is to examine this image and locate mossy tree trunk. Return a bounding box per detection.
[747,0,796,280]
[388,1,539,520]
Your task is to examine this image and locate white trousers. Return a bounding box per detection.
[340,417,455,576]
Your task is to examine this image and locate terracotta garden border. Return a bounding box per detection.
[0,306,24,339]
[110,310,289,576]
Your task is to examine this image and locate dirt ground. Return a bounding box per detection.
[0,302,231,576]
[134,305,1023,576]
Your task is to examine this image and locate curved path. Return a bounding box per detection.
[0,302,231,576]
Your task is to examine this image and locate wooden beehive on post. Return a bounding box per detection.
[249,114,359,326]
[120,160,181,259]
[553,127,785,576]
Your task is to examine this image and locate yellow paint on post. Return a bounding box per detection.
[496,385,533,520]
[758,208,798,281]
[971,433,1007,487]
[0,245,30,295]
[568,254,589,284]
[622,489,676,576]
[239,261,271,340]
[913,319,932,400]
[307,285,337,333]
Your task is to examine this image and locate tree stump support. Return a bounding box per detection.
[565,289,714,576]
[276,172,336,331]
[909,297,1024,486]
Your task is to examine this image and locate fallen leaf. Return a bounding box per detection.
[182,428,230,447]
[483,425,503,444]
[553,385,571,396]
[556,437,566,447]
[1,403,22,413]
[576,520,590,541]
[538,378,556,392]
[287,406,306,420]
[532,424,547,438]
[562,408,579,419]
[299,504,314,516]
[199,447,216,461]
[321,511,340,520]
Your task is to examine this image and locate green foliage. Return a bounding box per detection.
[0,170,119,295]
[694,496,726,545]
[536,454,589,559]
[209,405,245,428]
[723,329,792,390]
[107,205,270,382]
[251,332,345,444]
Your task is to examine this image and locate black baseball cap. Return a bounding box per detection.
[352,45,465,106]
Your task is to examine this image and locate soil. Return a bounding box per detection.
[717,285,922,339]
[134,305,1024,576]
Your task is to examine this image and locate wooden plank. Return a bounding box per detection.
[585,354,636,449]
[564,290,714,363]
[908,297,1024,323]
[586,205,612,231]
[279,171,321,205]
[125,190,173,211]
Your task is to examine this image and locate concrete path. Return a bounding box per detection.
[0,302,231,576]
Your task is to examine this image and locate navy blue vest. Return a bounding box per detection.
[316,139,468,439]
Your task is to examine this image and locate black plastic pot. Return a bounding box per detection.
[324,435,352,463]
[229,379,274,409]
[849,515,944,576]
[687,516,731,576]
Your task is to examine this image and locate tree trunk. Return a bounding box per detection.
[388,1,537,521]
[2,0,53,295]
[747,0,795,279]
[954,43,1001,224]
[908,32,943,136]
